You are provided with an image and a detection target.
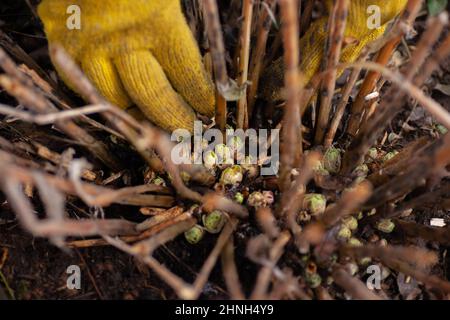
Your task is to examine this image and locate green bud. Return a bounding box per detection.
[323,147,341,174]
[312,157,330,177]
[436,124,448,135]
[382,150,399,163]
[359,257,372,266]
[342,216,358,231]
[349,238,370,264]
[229,136,244,152]
[329,254,338,265]
[376,219,395,233]
[316,167,330,176]
[305,272,322,289]
[180,171,191,184]
[152,177,167,187]
[168,171,190,184]
[353,164,369,178]
[366,148,378,163]
[184,225,205,244]
[215,144,233,164]
[234,192,244,204]
[337,226,352,240]
[201,138,209,150]
[204,150,218,170]
[202,210,226,234]
[220,165,243,186]
[303,194,327,216]
[247,191,265,208]
[348,237,363,247]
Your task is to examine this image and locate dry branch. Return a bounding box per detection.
[315,0,349,144]
[236,0,254,129]
[346,0,424,135]
[0,48,122,171]
[332,267,383,300]
[341,30,450,175]
[278,0,303,192]
[250,231,291,299]
[247,0,278,117]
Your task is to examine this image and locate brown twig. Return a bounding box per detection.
[189,216,239,299]
[236,0,254,129]
[332,267,383,300]
[346,0,423,136]
[104,235,196,299]
[0,172,138,239]
[0,103,110,125]
[247,0,277,118]
[0,158,173,208]
[221,236,245,299]
[0,48,122,171]
[324,49,370,147]
[341,29,450,175]
[315,0,349,144]
[395,219,450,246]
[256,207,280,239]
[341,244,450,293]
[250,231,291,299]
[278,0,303,192]
[50,45,165,173]
[321,180,372,227]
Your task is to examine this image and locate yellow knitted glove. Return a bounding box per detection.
[260,0,408,101]
[38,0,215,132]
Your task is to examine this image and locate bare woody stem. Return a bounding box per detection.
[202,0,231,133]
[332,267,382,300]
[346,0,423,136]
[315,0,349,145]
[341,17,450,176]
[247,0,277,119]
[236,0,254,129]
[324,49,369,147]
[278,0,303,192]
[0,48,123,171]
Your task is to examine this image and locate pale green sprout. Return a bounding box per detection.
[342,216,358,231]
[234,192,244,204]
[303,194,327,216]
[220,165,243,186]
[247,191,265,208]
[305,272,322,289]
[215,144,233,164]
[202,210,226,234]
[337,226,352,240]
[184,225,205,244]
[382,150,399,163]
[323,147,342,174]
[376,219,395,233]
[204,150,218,170]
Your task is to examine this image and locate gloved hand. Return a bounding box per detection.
[260,0,408,101]
[38,0,215,132]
